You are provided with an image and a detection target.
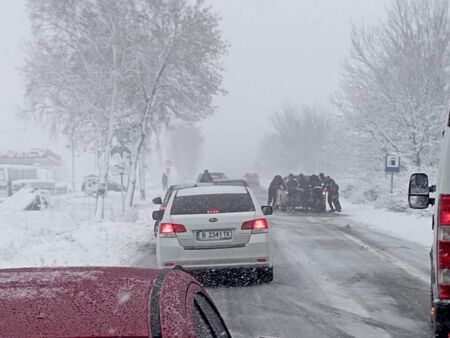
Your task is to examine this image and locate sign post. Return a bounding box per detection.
[112,162,130,215]
[119,165,125,215]
[111,145,131,216]
[385,154,401,194]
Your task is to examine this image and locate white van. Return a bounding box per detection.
[409,114,450,338]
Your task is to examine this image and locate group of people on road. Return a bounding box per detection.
[268,172,342,212]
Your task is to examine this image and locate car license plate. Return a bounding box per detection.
[197,230,232,241]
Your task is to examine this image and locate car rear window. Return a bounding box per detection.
[171,193,255,215]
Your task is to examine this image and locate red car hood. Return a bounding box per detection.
[0,267,160,338]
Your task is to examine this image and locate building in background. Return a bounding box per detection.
[0,148,61,180]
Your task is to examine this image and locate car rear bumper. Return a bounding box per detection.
[188,266,272,286]
[157,234,271,270]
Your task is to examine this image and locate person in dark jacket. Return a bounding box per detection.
[268,175,284,207]
[297,174,308,189]
[285,174,299,208]
[327,178,342,212]
[199,169,213,183]
[309,174,321,188]
[161,170,169,191]
[319,173,326,186]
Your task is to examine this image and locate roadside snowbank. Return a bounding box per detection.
[0,189,37,214]
[344,201,432,247]
[0,192,157,269]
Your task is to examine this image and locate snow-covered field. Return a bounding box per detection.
[0,192,158,269]
[344,200,432,247]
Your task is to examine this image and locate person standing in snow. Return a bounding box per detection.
[327,178,342,212]
[162,167,170,191]
[319,173,327,186]
[268,175,283,207]
[285,173,299,209]
[297,174,308,189]
[309,174,321,188]
[198,169,213,183]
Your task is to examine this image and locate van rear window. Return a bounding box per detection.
[171,193,255,215]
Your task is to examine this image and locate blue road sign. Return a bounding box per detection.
[385,154,400,173]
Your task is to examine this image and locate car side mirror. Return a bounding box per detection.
[408,173,432,209]
[262,206,273,216]
[152,210,164,221]
[152,197,163,205]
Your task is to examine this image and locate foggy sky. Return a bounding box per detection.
[200,0,389,176]
[0,0,388,180]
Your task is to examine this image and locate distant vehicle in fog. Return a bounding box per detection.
[0,165,53,197]
[273,174,328,212]
[11,179,55,194]
[81,175,126,196]
[244,173,260,187]
[197,171,227,182]
[153,184,273,284]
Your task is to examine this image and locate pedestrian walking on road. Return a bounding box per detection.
[162,168,170,191]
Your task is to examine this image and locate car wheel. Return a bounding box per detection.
[258,267,273,283]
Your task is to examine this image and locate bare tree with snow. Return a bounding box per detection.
[335,0,450,172]
[23,0,226,216]
[256,105,338,174]
[123,0,226,206]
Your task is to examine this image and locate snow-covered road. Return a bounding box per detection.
[209,213,429,338]
[136,208,431,338]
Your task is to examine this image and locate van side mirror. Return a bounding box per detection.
[152,210,164,221]
[152,197,163,205]
[408,173,432,209]
[262,206,273,216]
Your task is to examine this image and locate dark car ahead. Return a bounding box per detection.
[0,267,231,338]
[81,175,126,195]
[196,172,228,182]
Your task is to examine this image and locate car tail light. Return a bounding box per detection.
[241,218,268,234]
[159,223,186,238]
[438,195,450,298]
[207,209,219,214]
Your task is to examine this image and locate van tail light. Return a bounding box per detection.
[159,223,186,238]
[241,218,268,234]
[438,195,450,298]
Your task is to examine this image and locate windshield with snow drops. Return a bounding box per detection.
[0,0,447,337]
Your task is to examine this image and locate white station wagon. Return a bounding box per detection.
[153,185,273,283]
